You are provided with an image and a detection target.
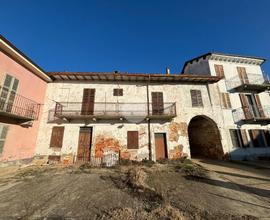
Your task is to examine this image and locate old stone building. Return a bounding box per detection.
[183,52,270,160]
[34,71,230,164]
[1,34,269,165]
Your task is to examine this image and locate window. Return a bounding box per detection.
[214,64,225,78]
[190,90,203,107]
[127,131,139,149]
[113,88,123,96]
[0,74,19,112]
[220,93,231,109]
[229,129,249,148]
[0,124,8,154]
[249,129,270,148]
[49,127,65,148]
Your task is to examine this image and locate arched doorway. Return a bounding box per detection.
[188,115,224,159]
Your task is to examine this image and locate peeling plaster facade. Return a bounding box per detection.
[35,79,229,163]
[183,53,270,160]
[1,34,269,164]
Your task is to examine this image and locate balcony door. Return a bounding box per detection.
[239,94,265,119]
[81,89,95,115]
[237,67,249,84]
[152,92,164,115]
[0,74,19,113]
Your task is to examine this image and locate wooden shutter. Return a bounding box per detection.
[81,89,95,115]
[197,90,203,107]
[50,127,65,148]
[249,129,260,147]
[190,90,197,107]
[240,129,249,148]
[214,64,224,78]
[225,93,231,108]
[239,94,252,119]
[229,129,240,148]
[0,124,8,154]
[237,67,249,84]
[152,92,164,114]
[191,90,203,107]
[254,94,265,118]
[221,93,231,109]
[127,131,139,149]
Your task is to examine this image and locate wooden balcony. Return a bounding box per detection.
[226,73,270,93]
[232,105,270,124]
[52,102,176,122]
[0,86,40,124]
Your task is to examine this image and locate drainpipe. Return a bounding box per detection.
[147,75,152,161]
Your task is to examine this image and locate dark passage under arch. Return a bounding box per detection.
[188,116,224,159]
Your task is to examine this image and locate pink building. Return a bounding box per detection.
[0,35,51,163]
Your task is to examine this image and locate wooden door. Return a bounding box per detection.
[155,133,167,160]
[237,67,249,84]
[152,92,164,115]
[77,127,92,162]
[81,89,95,115]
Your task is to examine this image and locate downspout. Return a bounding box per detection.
[147,75,152,161]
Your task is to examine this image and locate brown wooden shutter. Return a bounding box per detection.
[249,129,259,147]
[221,93,232,109]
[240,129,249,148]
[254,94,265,118]
[221,93,228,108]
[127,131,139,149]
[152,92,164,114]
[50,127,65,148]
[225,93,231,108]
[214,64,224,78]
[239,94,252,119]
[81,89,95,115]
[237,67,249,84]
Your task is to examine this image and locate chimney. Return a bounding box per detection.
[166,67,170,75]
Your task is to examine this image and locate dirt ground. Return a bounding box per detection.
[0,159,269,220]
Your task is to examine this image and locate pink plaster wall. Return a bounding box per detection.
[0,51,48,162]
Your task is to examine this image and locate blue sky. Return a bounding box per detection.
[0,0,270,74]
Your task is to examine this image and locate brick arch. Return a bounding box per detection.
[188,115,224,159]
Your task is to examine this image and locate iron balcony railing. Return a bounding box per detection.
[0,86,40,120]
[53,102,176,120]
[232,105,270,123]
[226,73,270,91]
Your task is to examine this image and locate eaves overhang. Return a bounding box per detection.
[181,52,266,73]
[0,35,52,82]
[48,72,221,84]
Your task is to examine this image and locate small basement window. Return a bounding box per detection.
[113,88,123,96]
